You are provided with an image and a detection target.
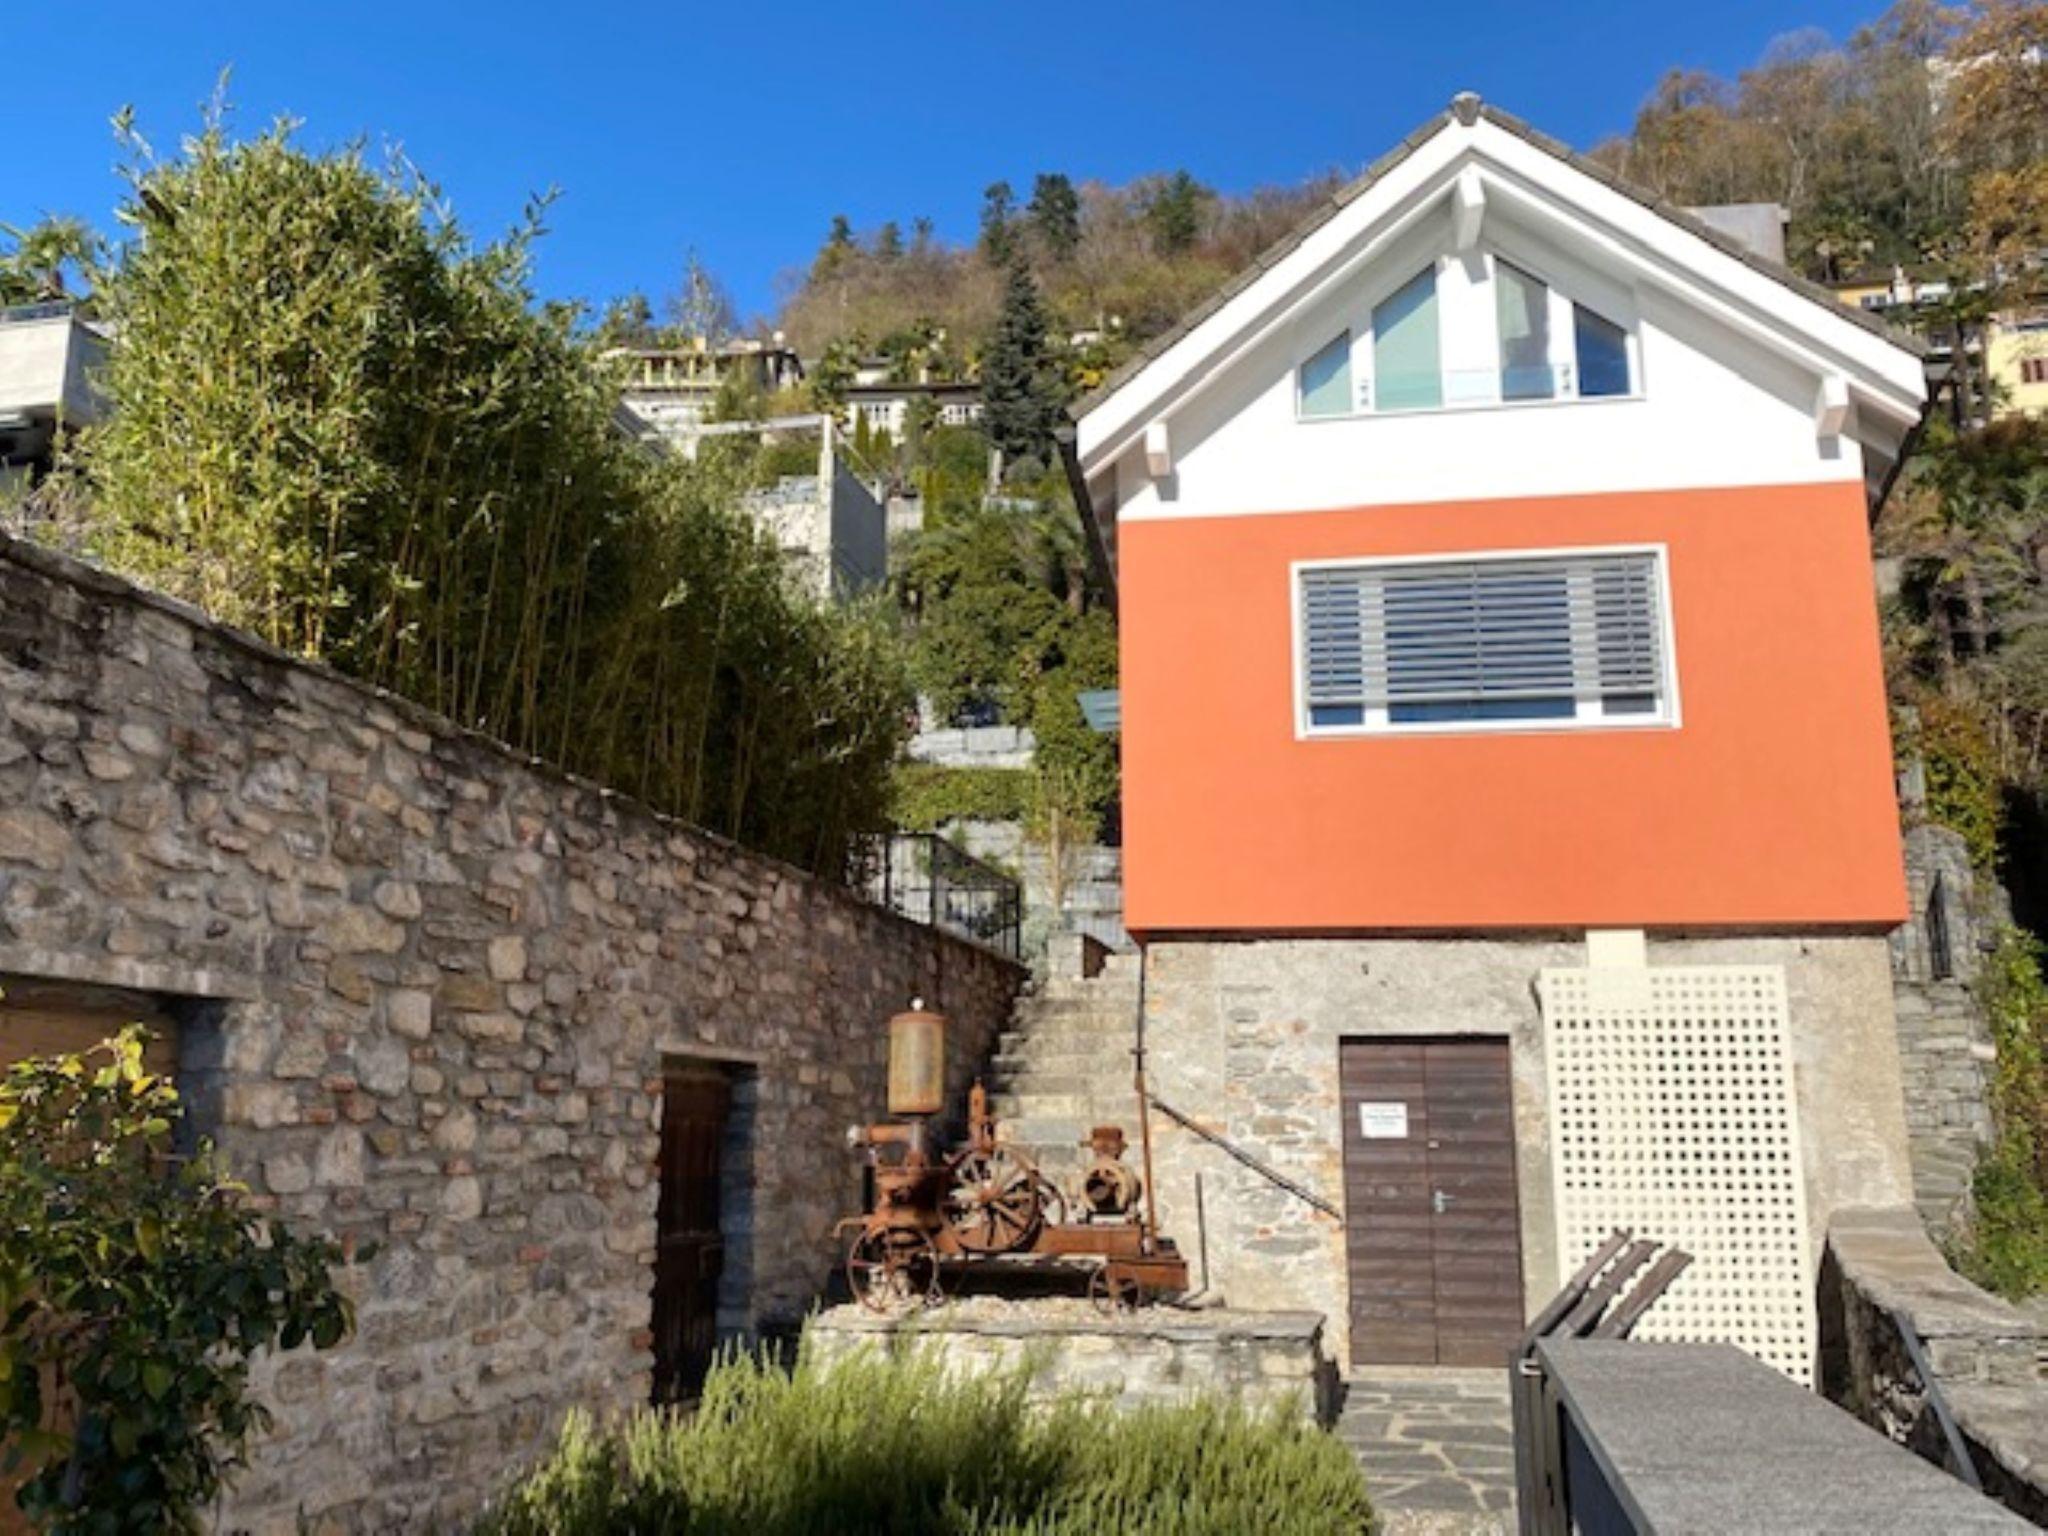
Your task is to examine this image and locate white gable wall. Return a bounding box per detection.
[1114,247,1863,522]
[1087,110,1926,523]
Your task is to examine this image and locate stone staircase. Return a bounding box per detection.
[982,947,1143,1192]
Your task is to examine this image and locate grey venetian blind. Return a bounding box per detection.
[1301,552,1664,720]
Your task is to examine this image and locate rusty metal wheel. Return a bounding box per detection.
[944,1145,1045,1255]
[847,1224,943,1313]
[1088,1266,1141,1316]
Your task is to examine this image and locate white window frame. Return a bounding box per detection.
[1289,247,1642,424]
[1289,543,1682,740]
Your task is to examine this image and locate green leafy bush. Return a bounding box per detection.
[0,1027,351,1531]
[479,1344,1372,1536]
[70,108,908,876]
[1955,928,2048,1298]
[891,765,1033,830]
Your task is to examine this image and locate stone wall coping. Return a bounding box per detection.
[0,532,1025,980]
[1947,1383,2048,1492]
[1828,1206,2039,1343]
[0,943,260,1002]
[808,1304,1326,1345]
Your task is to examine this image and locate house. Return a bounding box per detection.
[610,336,805,437]
[843,378,983,440]
[1985,308,2048,418]
[1066,95,1929,1379]
[0,301,108,490]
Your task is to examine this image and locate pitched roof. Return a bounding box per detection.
[1071,93,1924,424]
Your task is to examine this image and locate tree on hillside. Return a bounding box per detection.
[1029,173,1082,263]
[669,251,736,344]
[0,217,99,306]
[812,214,857,281]
[1144,170,1212,255]
[594,290,659,347]
[980,181,1018,266]
[981,258,1064,473]
[874,220,903,261]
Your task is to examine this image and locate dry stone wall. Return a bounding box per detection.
[0,534,1023,1531]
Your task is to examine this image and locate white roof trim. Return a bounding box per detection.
[1076,114,1926,477]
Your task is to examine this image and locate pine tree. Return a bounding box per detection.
[1029,173,1081,263]
[874,221,903,260]
[1145,170,1210,255]
[981,258,1063,473]
[979,181,1018,266]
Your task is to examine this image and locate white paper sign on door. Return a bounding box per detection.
[1358,1101,1409,1139]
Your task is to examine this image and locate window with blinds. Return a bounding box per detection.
[1298,549,1672,732]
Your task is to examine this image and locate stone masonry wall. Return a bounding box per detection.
[0,535,1023,1531]
[1141,932,1914,1369]
[1889,824,1999,1237]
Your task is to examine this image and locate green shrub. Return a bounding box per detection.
[71,108,908,877]
[1954,929,2048,1297]
[478,1344,1372,1536]
[0,1027,351,1530]
[891,765,1033,830]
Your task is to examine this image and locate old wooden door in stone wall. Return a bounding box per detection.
[1340,1037,1524,1367]
[652,1067,731,1403]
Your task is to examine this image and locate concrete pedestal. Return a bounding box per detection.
[805,1299,1335,1424]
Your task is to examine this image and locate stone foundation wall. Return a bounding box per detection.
[0,535,1024,1531]
[1141,932,1914,1369]
[1890,825,1999,1237]
[1819,1206,2048,1527]
[804,1301,1333,1423]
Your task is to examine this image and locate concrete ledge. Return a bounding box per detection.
[806,1300,1333,1423]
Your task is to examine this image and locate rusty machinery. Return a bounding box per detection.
[838,999,1189,1314]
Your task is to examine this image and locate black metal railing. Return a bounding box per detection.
[848,833,1022,959]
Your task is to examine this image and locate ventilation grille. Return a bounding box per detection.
[1541,965,1814,1382]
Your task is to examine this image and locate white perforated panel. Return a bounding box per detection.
[1541,965,1814,1381]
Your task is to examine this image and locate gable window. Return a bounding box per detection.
[1372,268,1442,411]
[1574,305,1631,397]
[1299,330,1352,418]
[1496,261,1555,401]
[1298,548,1672,734]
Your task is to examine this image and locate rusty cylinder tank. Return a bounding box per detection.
[886,999,947,1117]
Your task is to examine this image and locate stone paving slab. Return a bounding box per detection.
[1340,1369,1516,1536]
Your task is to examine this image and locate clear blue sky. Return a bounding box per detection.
[6,0,1886,323]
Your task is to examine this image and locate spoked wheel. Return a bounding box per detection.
[944,1145,1045,1254]
[847,1225,944,1313]
[1032,1173,1068,1232]
[1089,1266,1141,1316]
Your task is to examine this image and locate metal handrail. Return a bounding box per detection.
[1145,1092,1342,1220]
[1895,1313,1984,1492]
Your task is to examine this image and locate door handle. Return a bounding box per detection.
[1432,1190,1452,1215]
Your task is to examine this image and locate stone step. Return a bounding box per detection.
[986,1091,1099,1120]
[986,1072,1113,1100]
[996,1027,1130,1056]
[989,1046,1133,1073]
[1011,994,1137,1022]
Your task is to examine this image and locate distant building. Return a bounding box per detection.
[609,337,805,439]
[1985,309,2048,419]
[0,302,108,491]
[842,379,982,440]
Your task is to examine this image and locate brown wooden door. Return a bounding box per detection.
[652,1068,731,1404]
[1341,1038,1524,1368]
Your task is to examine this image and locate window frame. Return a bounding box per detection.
[1289,248,1642,424]
[1289,543,1682,741]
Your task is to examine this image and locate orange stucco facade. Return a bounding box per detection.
[1118,481,1907,935]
